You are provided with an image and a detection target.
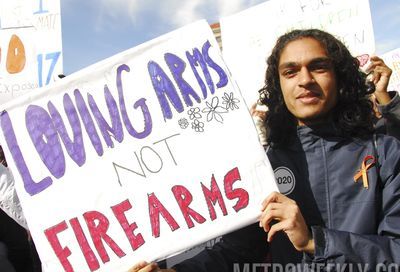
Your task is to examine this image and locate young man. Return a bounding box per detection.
[131,29,400,272]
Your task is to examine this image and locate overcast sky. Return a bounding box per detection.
[61,0,400,75]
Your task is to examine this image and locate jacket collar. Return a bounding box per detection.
[280,122,346,151]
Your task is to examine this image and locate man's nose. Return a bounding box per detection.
[298,68,315,86]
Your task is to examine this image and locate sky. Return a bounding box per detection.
[61,0,400,75]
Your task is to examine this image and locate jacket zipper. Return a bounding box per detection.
[321,138,332,228]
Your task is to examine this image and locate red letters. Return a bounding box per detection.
[44,221,73,272]
[111,199,145,251]
[70,217,99,271]
[172,185,206,228]
[83,211,126,263]
[43,167,250,271]
[148,193,180,237]
[202,175,228,220]
[44,199,143,271]
[224,167,249,212]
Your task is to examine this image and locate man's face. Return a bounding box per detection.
[278,37,338,126]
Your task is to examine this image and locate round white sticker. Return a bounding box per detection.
[274,167,296,195]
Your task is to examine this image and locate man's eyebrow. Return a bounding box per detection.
[278,57,332,70]
[308,57,332,65]
[278,62,298,70]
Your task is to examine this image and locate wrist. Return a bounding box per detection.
[302,238,315,254]
[374,91,391,105]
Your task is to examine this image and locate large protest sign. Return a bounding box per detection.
[0,0,63,105]
[220,0,375,107]
[381,48,400,93]
[0,20,277,271]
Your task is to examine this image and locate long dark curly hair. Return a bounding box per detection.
[259,29,375,146]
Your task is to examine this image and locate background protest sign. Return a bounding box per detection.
[220,0,375,107]
[0,0,63,105]
[381,48,400,93]
[0,20,277,271]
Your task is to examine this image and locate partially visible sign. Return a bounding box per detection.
[221,0,375,107]
[0,0,63,105]
[381,48,400,93]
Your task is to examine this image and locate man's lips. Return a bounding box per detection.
[297,91,321,103]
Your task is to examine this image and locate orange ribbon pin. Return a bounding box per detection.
[353,155,376,189]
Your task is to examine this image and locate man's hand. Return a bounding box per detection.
[128,261,159,272]
[128,261,176,272]
[259,192,314,254]
[365,56,393,105]
[250,103,268,120]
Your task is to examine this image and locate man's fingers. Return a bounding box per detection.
[260,202,282,214]
[373,66,392,88]
[267,221,287,242]
[365,55,385,74]
[259,202,283,225]
[129,261,148,271]
[259,207,286,232]
[261,192,276,210]
[145,263,160,272]
[129,262,159,272]
[369,55,383,62]
[374,65,392,75]
[373,71,381,85]
[261,192,289,210]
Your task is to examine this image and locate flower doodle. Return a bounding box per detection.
[187,107,202,120]
[222,92,240,110]
[178,118,189,129]
[191,119,204,132]
[202,96,227,123]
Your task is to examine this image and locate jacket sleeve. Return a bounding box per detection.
[306,135,400,269]
[173,223,269,272]
[0,164,27,229]
[377,91,400,140]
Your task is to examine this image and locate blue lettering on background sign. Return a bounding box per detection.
[25,105,66,179]
[34,0,49,14]
[165,53,201,107]
[48,94,86,167]
[37,52,61,87]
[148,40,228,121]
[88,85,124,148]
[186,48,213,99]
[148,60,184,120]
[116,64,153,139]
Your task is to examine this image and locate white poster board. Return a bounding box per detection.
[0,0,63,105]
[0,20,277,272]
[381,48,400,93]
[221,0,375,107]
